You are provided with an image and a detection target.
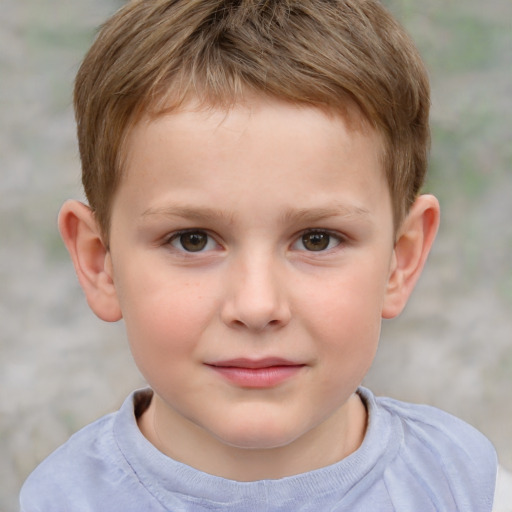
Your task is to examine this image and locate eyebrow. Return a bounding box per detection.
[141,202,370,225]
[280,203,371,224]
[141,205,236,224]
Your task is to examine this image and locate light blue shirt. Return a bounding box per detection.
[20,388,497,511]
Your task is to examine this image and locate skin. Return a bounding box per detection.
[59,96,440,481]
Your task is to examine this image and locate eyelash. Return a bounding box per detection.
[293,229,344,252]
[166,230,220,253]
[165,228,345,254]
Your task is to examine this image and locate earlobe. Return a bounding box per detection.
[58,200,122,322]
[382,194,440,319]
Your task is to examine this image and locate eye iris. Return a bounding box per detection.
[303,232,330,251]
[180,232,207,252]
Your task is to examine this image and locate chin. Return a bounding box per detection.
[210,419,305,451]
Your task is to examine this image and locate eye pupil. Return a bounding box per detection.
[302,232,330,251]
[180,232,208,252]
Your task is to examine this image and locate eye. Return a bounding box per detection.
[293,230,342,252]
[168,230,218,252]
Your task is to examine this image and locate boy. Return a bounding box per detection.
[20,0,497,510]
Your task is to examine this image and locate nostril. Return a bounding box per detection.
[224,313,289,332]
[230,318,282,330]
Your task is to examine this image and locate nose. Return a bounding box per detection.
[221,253,291,332]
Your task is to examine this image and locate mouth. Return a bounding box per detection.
[205,358,306,388]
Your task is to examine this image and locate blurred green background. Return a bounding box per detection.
[1,1,511,510]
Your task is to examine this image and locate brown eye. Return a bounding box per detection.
[301,232,331,251]
[175,231,209,252]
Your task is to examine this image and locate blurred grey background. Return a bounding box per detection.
[1,0,511,510]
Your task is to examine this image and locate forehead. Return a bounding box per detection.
[124,94,383,168]
[117,96,389,220]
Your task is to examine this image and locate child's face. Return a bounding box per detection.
[107,97,397,457]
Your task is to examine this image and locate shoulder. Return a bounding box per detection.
[20,412,119,511]
[19,391,160,512]
[363,389,498,511]
[378,393,497,465]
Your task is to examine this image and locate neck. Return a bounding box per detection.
[138,392,367,481]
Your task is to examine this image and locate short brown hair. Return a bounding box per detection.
[75,0,430,241]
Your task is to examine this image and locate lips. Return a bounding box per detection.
[206,358,306,388]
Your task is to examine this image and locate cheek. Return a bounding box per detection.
[303,267,386,337]
[118,270,219,362]
[310,296,381,397]
[298,264,387,373]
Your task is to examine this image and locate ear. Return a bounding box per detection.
[382,194,440,319]
[58,200,122,322]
